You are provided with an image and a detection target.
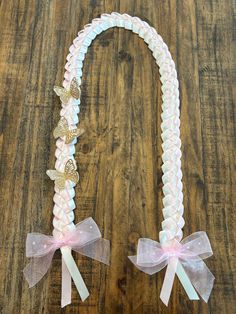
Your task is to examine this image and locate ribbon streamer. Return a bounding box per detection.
[23,217,110,307]
[128,231,215,306]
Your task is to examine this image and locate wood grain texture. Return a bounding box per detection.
[0,1,235,313]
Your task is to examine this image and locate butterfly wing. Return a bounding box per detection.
[65,128,85,144]
[53,117,68,139]
[64,159,79,184]
[54,86,71,104]
[46,170,66,189]
[55,177,66,190]
[70,77,81,99]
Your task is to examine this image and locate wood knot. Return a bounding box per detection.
[81,143,91,154]
[128,232,140,244]
[117,277,126,295]
[118,50,132,62]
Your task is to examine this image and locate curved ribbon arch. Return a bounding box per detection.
[53,13,184,246]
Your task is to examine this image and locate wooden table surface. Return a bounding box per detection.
[0,1,235,313]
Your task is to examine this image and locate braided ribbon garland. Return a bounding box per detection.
[23,13,214,307]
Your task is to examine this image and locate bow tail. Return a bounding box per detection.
[61,256,72,307]
[181,257,215,302]
[75,238,110,265]
[23,251,55,288]
[160,257,178,306]
[160,257,199,306]
[60,247,89,302]
[60,237,110,306]
[176,262,199,300]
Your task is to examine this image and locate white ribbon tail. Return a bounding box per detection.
[61,255,72,307]
[160,257,200,306]
[160,257,178,306]
[176,261,199,300]
[61,246,90,302]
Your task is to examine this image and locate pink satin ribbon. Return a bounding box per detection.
[129,231,215,305]
[23,217,110,307]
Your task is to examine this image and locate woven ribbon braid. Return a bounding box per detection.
[52,12,184,246]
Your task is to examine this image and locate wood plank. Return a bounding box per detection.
[0,1,235,313]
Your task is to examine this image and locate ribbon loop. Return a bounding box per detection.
[128,231,214,306]
[181,231,213,259]
[23,251,55,288]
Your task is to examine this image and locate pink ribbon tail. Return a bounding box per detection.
[23,233,56,287]
[180,255,215,303]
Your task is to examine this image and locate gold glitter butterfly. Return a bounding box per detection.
[54,77,81,103]
[46,159,79,190]
[53,117,84,144]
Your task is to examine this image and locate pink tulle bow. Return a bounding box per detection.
[128,231,215,306]
[23,217,110,307]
